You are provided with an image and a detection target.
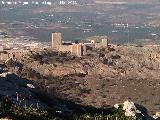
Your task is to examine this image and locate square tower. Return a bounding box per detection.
[102,37,108,47]
[71,44,83,57]
[52,32,62,47]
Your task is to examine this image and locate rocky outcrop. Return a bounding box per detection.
[114,100,156,120]
[123,100,141,118]
[153,112,160,120]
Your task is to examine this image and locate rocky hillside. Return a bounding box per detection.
[4,44,160,115]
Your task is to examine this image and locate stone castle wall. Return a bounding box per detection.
[57,45,72,52]
[51,32,109,56]
[55,44,84,57]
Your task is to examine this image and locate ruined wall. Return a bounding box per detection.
[57,45,72,52]
[95,43,105,48]
[53,44,84,57]
[84,43,95,50]
[71,44,83,57]
[0,49,28,61]
[95,43,108,48]
[90,37,108,48]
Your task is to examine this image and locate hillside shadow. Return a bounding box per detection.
[33,79,113,118]
[35,91,113,119]
[0,72,113,119]
[0,70,154,120]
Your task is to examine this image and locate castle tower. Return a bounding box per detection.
[52,32,62,48]
[71,44,83,57]
[101,37,108,47]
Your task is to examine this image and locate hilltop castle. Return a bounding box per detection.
[51,32,109,56]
